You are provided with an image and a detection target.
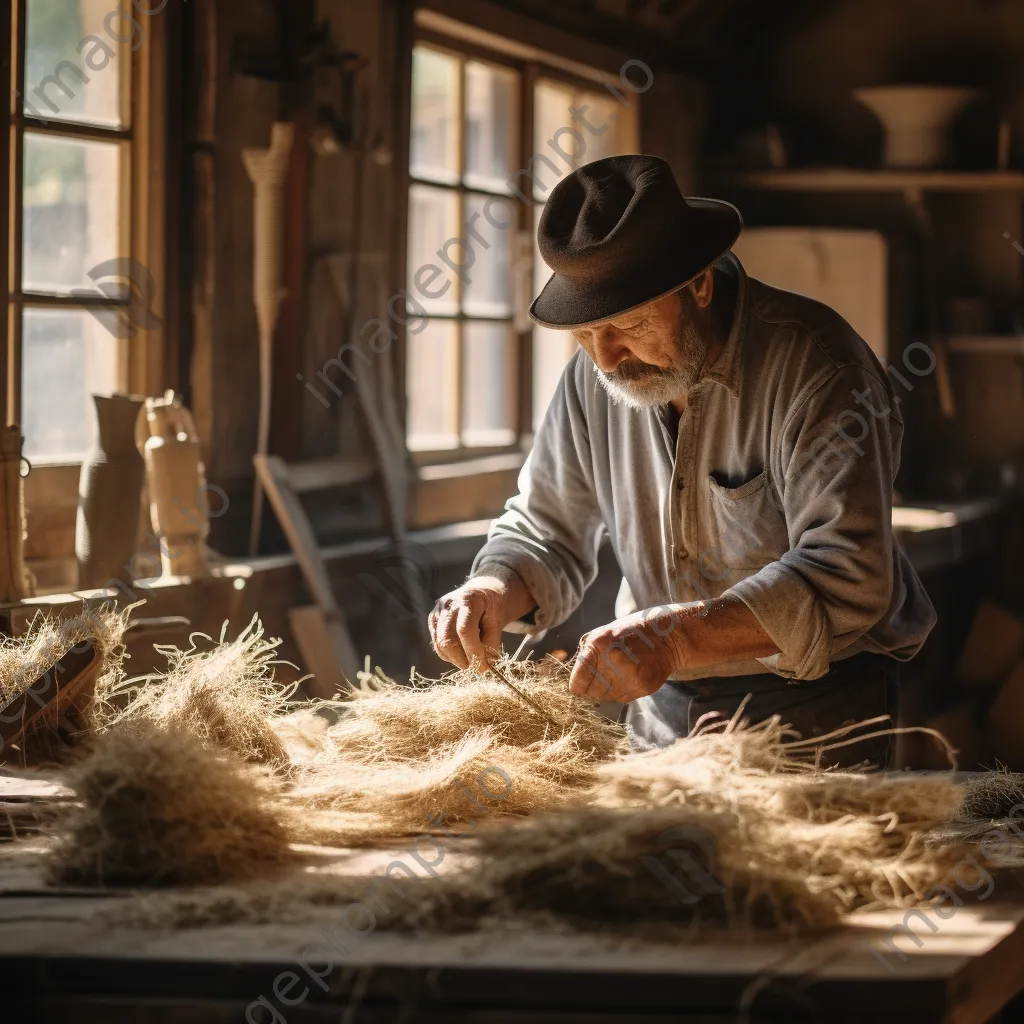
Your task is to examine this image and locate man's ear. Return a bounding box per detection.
[689,267,714,310]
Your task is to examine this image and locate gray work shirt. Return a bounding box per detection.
[472,252,936,682]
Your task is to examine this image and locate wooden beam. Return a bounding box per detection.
[418,0,681,72]
[0,0,11,428]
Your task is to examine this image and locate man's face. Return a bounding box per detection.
[570,283,714,410]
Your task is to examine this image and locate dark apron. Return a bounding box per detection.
[624,652,900,769]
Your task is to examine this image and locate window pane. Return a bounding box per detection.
[573,91,638,161]
[532,326,577,432]
[532,80,576,201]
[22,307,119,459]
[407,319,459,451]
[532,205,576,431]
[411,46,460,184]
[408,184,459,314]
[22,132,123,294]
[462,194,511,317]
[464,61,518,193]
[24,0,128,128]
[462,321,515,447]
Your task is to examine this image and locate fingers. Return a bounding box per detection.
[570,635,621,702]
[479,608,503,669]
[430,596,470,669]
[456,600,490,669]
[429,592,490,670]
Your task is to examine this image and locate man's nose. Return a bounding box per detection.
[590,326,632,373]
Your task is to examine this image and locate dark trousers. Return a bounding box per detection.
[625,652,900,769]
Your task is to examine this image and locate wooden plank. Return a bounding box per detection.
[253,454,338,612]
[288,605,357,698]
[0,827,1023,1021]
[254,454,359,690]
[1,903,1023,1022]
[0,772,70,801]
[415,3,666,79]
[410,463,521,529]
[287,456,377,494]
[725,170,1024,193]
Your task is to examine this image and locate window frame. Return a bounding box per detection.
[406,26,640,468]
[4,0,166,459]
[3,0,168,572]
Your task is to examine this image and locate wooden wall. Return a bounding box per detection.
[180,0,705,675]
[192,0,407,556]
[703,0,1024,499]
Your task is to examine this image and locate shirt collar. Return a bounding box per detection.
[701,251,747,399]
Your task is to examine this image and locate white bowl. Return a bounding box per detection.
[854,86,981,168]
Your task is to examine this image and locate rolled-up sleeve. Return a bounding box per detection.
[471,355,606,633]
[726,365,900,679]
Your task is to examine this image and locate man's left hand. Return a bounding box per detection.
[569,609,684,703]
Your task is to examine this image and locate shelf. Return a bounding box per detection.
[944,335,1024,355]
[892,499,1002,533]
[721,169,1024,192]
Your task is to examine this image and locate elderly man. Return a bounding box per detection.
[428,154,935,767]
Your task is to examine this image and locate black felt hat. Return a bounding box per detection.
[530,155,743,329]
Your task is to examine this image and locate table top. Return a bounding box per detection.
[4,763,1024,1023]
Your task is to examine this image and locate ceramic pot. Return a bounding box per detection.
[854,86,981,168]
[75,394,146,589]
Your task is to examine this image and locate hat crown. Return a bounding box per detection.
[538,155,684,281]
[529,154,742,329]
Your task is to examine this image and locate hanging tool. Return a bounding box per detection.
[243,122,296,555]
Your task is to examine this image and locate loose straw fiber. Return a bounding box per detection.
[286,660,628,843]
[0,604,127,722]
[45,622,992,939]
[89,615,292,769]
[49,720,295,887]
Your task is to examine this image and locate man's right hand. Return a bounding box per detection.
[428,567,536,670]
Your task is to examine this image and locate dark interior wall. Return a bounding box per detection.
[197,0,705,531]
[192,0,404,552]
[701,0,1024,167]
[704,0,1024,500]
[770,0,1024,168]
[196,0,279,546]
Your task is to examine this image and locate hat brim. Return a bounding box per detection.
[529,197,743,330]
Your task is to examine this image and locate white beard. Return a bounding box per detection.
[595,316,708,410]
[596,366,695,409]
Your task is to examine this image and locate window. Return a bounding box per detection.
[406,33,640,454]
[5,0,160,463]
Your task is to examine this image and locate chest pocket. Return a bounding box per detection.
[707,471,790,571]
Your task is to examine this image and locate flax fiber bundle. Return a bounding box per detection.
[590,715,973,914]
[0,603,128,754]
[49,720,296,887]
[926,770,1024,848]
[111,804,841,935]
[44,621,994,937]
[90,615,292,769]
[286,661,628,843]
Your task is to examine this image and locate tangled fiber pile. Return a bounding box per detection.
[0,603,127,756]
[589,716,971,916]
[49,721,296,887]
[288,665,627,843]
[89,618,292,769]
[41,617,994,937]
[925,769,1024,849]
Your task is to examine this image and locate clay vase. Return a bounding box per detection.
[854,86,981,168]
[75,394,146,589]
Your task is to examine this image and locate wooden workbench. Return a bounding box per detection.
[4,769,1024,1023]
